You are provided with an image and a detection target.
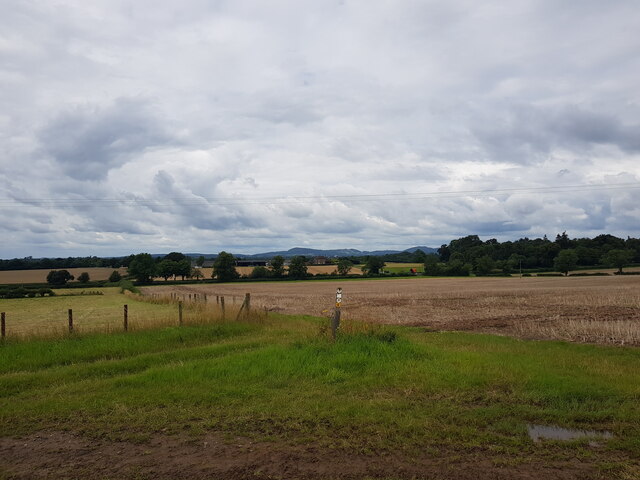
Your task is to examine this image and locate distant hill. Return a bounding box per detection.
[186,246,437,259]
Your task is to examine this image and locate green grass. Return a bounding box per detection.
[0,313,638,461]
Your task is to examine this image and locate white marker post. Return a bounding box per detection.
[331,287,342,339]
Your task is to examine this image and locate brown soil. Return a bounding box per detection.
[146,276,640,346]
[1,430,629,480]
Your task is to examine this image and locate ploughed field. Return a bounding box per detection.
[146,275,640,346]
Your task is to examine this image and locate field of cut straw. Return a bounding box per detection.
[146,275,640,346]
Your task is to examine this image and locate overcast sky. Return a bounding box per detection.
[1,0,639,258]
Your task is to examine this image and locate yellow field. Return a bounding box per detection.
[0,267,127,285]
[146,275,640,346]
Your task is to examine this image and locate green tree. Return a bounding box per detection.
[270,255,286,277]
[77,272,90,283]
[157,260,178,281]
[108,270,122,283]
[250,266,271,278]
[46,270,74,286]
[553,249,578,276]
[128,253,158,283]
[191,268,204,281]
[212,251,239,282]
[423,254,444,276]
[601,249,634,274]
[288,256,308,279]
[336,258,353,276]
[362,256,385,275]
[163,252,187,262]
[176,259,192,280]
[196,255,206,267]
[474,255,494,276]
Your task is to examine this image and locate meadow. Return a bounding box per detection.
[1,278,639,479]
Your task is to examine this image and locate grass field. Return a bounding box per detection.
[1,310,639,479]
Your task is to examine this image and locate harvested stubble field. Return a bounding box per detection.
[0,267,127,285]
[146,275,640,346]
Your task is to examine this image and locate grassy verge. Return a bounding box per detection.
[0,312,638,469]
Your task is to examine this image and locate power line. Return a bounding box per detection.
[1,182,639,208]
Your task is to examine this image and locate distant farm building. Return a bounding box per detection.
[312,256,330,265]
[235,260,269,267]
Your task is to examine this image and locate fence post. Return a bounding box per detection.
[124,304,128,332]
[68,309,73,334]
[178,301,183,326]
[245,293,251,312]
[331,288,342,340]
[220,296,225,320]
[1,312,5,339]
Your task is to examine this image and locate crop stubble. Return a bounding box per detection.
[146,276,640,346]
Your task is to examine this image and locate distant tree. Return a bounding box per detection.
[336,258,353,276]
[212,251,239,282]
[163,252,187,262]
[362,256,385,275]
[601,249,634,274]
[250,266,271,279]
[474,255,495,276]
[157,260,178,281]
[46,270,74,286]
[196,255,206,267]
[412,249,427,263]
[108,270,122,283]
[191,268,204,281]
[288,256,308,279]
[553,249,578,276]
[128,253,158,283]
[423,255,443,276]
[270,255,286,277]
[445,259,472,276]
[176,259,192,280]
[77,272,90,283]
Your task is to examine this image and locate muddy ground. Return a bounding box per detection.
[1,430,633,480]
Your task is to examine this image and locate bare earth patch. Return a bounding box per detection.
[145,276,640,346]
[1,430,630,480]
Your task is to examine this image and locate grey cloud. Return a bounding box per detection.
[473,104,640,163]
[38,98,174,180]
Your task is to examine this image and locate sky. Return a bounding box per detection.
[1,0,639,258]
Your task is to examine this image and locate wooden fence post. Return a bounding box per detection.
[331,288,342,340]
[1,312,5,339]
[178,301,183,325]
[220,296,225,320]
[235,293,252,321]
[68,309,73,334]
[124,304,128,332]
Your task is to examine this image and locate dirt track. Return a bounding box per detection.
[1,430,626,480]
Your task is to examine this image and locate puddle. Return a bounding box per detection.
[527,424,612,443]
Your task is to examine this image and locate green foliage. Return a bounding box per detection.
[270,255,285,277]
[118,279,140,294]
[250,266,271,279]
[46,269,74,286]
[196,256,206,267]
[362,256,385,275]
[108,270,122,283]
[77,272,90,283]
[288,256,308,279]
[212,251,239,282]
[554,249,579,276]
[336,258,353,276]
[474,255,495,275]
[601,249,634,274]
[157,260,178,281]
[128,253,157,283]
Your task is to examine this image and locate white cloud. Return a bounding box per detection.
[1,0,639,257]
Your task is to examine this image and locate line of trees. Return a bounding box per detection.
[423,233,640,276]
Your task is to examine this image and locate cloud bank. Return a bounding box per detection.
[1,0,639,257]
